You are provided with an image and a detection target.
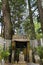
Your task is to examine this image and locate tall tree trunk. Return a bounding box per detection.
[28,0,36,39]
[37,0,43,34]
[2,0,12,63]
[2,0,12,39]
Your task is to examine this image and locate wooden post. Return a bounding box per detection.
[29,49,33,62]
[11,41,16,63]
[27,41,30,62]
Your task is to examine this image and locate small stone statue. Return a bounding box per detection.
[18,51,26,63]
[19,51,24,61]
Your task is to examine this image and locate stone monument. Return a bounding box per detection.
[34,54,40,63]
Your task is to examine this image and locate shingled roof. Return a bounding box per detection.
[12,34,29,42]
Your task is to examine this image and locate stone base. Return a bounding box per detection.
[18,61,26,63]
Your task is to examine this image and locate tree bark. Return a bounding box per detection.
[37,0,43,34]
[2,0,12,62]
[28,0,36,39]
[2,0,12,39]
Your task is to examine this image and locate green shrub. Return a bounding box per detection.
[0,45,10,61]
[36,46,43,59]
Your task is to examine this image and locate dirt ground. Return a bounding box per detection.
[5,63,39,65]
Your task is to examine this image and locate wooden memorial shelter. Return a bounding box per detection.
[12,34,30,62]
